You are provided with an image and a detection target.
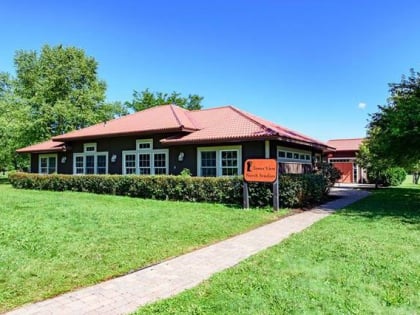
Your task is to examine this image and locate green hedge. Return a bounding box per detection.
[8,172,329,208]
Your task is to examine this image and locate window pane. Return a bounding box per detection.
[85,155,95,174]
[138,142,151,150]
[201,151,216,177]
[75,156,84,174]
[286,152,293,159]
[300,154,305,160]
[202,168,217,177]
[293,153,299,159]
[154,153,167,175]
[278,151,286,158]
[40,157,48,174]
[48,157,56,174]
[124,154,136,174]
[139,154,151,175]
[221,150,238,176]
[97,155,107,174]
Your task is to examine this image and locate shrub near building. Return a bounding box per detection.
[8,172,332,208]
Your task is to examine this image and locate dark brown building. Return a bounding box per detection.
[17,105,331,176]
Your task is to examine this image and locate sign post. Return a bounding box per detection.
[243,159,279,211]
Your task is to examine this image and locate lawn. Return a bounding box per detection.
[137,184,420,314]
[0,182,285,313]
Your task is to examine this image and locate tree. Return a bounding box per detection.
[366,69,420,169]
[126,88,204,112]
[13,44,122,142]
[0,44,126,170]
[0,72,31,170]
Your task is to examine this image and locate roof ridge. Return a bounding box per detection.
[169,104,184,128]
[328,137,366,141]
[227,106,278,136]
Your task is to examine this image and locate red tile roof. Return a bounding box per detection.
[326,138,365,151]
[18,104,330,153]
[162,106,328,148]
[53,104,198,141]
[16,140,65,153]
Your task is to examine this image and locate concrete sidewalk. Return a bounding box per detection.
[6,188,369,315]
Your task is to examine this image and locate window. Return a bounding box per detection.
[277,146,311,164]
[39,154,57,174]
[122,139,168,175]
[84,143,97,152]
[197,146,242,177]
[73,143,108,174]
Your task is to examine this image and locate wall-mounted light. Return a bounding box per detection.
[61,156,67,164]
[111,154,117,163]
[178,152,184,162]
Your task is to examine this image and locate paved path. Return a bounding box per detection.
[6,188,369,315]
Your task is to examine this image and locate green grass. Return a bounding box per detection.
[0,182,286,312]
[137,185,420,314]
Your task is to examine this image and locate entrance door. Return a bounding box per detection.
[333,162,353,183]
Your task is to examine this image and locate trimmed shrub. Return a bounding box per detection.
[381,167,407,187]
[8,172,329,208]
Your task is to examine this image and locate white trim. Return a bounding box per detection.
[197,145,242,177]
[73,151,108,175]
[328,158,356,163]
[122,146,169,175]
[277,146,312,164]
[39,154,58,174]
[84,143,97,152]
[136,139,153,150]
[265,140,270,158]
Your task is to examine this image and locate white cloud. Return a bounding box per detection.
[358,102,367,109]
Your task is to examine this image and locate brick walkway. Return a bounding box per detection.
[6,188,369,315]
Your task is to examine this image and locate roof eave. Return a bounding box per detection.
[52,127,193,142]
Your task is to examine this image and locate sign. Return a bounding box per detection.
[244,159,278,183]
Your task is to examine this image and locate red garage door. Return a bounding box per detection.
[333,162,353,183]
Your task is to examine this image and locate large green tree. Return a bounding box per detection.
[0,44,126,170]
[14,44,122,141]
[367,69,420,167]
[126,88,203,112]
[0,72,31,170]
[360,68,420,183]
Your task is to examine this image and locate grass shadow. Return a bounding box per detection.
[0,177,9,185]
[338,187,419,225]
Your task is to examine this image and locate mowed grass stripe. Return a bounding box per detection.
[0,183,285,312]
[137,185,420,314]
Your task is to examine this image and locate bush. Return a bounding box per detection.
[381,167,407,187]
[8,172,329,208]
[315,162,342,189]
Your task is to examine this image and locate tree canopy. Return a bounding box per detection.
[13,44,123,140]
[126,88,203,112]
[358,68,420,183]
[0,44,126,170]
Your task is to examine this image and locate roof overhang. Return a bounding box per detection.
[52,127,194,142]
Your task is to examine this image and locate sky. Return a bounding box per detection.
[1,0,420,142]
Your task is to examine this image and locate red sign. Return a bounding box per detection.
[244,159,278,183]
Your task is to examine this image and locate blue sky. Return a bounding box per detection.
[1,0,420,142]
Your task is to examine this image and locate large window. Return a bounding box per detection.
[39,154,57,174]
[197,146,242,177]
[122,139,169,175]
[277,146,311,164]
[73,143,108,175]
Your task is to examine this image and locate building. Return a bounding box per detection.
[325,138,367,183]
[17,105,332,176]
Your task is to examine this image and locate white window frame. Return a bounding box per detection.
[73,143,108,175]
[197,145,242,177]
[39,154,58,174]
[277,146,312,164]
[136,139,153,150]
[84,143,97,152]
[122,139,169,175]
